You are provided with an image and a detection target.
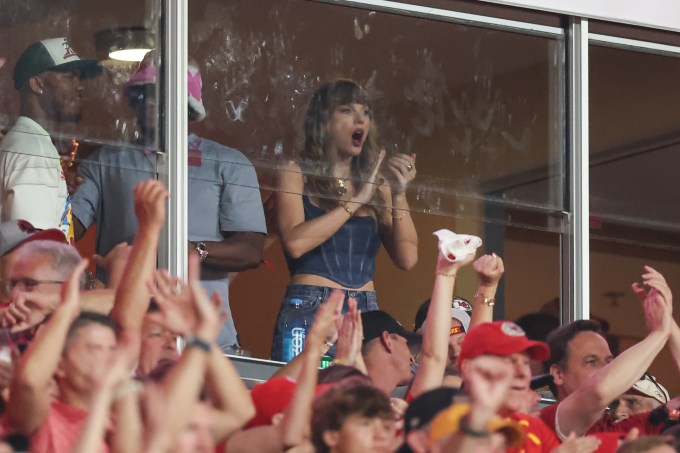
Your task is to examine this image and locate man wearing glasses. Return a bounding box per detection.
[2,239,80,333]
[610,374,670,423]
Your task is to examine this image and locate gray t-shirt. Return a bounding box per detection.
[72,133,267,350]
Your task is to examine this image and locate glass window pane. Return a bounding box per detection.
[192,0,564,222]
[196,0,565,360]
[589,43,680,396]
[0,2,162,285]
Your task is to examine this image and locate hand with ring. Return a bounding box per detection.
[386,152,417,194]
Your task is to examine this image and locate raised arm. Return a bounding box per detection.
[203,294,256,441]
[226,291,343,453]
[333,297,368,375]
[279,291,343,448]
[409,247,474,398]
[149,255,221,450]
[110,180,167,367]
[555,274,672,437]
[72,349,132,453]
[468,253,504,330]
[635,266,680,379]
[439,355,513,453]
[276,153,384,260]
[270,290,345,380]
[7,260,88,434]
[378,153,418,271]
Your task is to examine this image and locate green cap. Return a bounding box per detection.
[14,37,101,90]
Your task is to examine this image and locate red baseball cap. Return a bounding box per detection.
[246,377,297,428]
[0,220,66,258]
[245,377,335,429]
[458,321,550,367]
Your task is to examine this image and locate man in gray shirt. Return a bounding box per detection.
[72,53,266,353]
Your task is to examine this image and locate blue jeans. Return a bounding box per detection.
[270,284,379,362]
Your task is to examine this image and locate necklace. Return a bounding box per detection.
[337,178,349,196]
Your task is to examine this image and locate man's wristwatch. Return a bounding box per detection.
[193,241,208,262]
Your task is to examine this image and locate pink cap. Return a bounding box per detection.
[127,51,206,122]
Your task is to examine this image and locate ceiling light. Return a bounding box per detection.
[95,27,154,63]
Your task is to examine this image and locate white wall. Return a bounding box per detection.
[479,0,680,32]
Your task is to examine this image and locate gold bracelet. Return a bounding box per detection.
[392,210,408,221]
[341,202,354,217]
[474,293,496,307]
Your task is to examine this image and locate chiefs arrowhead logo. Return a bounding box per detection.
[501,321,526,337]
[62,39,77,59]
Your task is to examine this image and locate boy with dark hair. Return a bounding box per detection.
[311,384,395,453]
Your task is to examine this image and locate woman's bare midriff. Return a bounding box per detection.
[290,273,375,292]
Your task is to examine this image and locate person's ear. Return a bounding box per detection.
[271,412,284,426]
[381,331,393,352]
[406,430,430,453]
[550,363,564,386]
[460,358,471,380]
[55,357,66,379]
[323,430,340,448]
[28,75,45,95]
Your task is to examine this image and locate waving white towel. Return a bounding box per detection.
[433,229,482,263]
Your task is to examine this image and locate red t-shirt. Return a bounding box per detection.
[506,411,560,453]
[30,401,109,453]
[539,402,663,439]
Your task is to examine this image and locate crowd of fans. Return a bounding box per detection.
[0,37,679,453]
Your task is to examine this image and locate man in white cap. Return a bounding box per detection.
[611,373,670,423]
[0,37,100,235]
[72,51,266,353]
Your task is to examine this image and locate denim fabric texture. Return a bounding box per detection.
[284,195,382,288]
[270,284,378,362]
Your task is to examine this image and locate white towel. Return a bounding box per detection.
[433,229,482,263]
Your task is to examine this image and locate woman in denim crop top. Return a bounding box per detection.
[271,79,419,361]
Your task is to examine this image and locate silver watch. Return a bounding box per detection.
[194,241,208,262]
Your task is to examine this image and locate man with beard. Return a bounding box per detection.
[72,52,266,353]
[0,37,100,234]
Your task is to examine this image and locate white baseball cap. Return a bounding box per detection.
[13,37,101,89]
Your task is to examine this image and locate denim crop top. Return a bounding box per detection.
[285,195,382,288]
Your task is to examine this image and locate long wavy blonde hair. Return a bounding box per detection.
[299,79,381,212]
